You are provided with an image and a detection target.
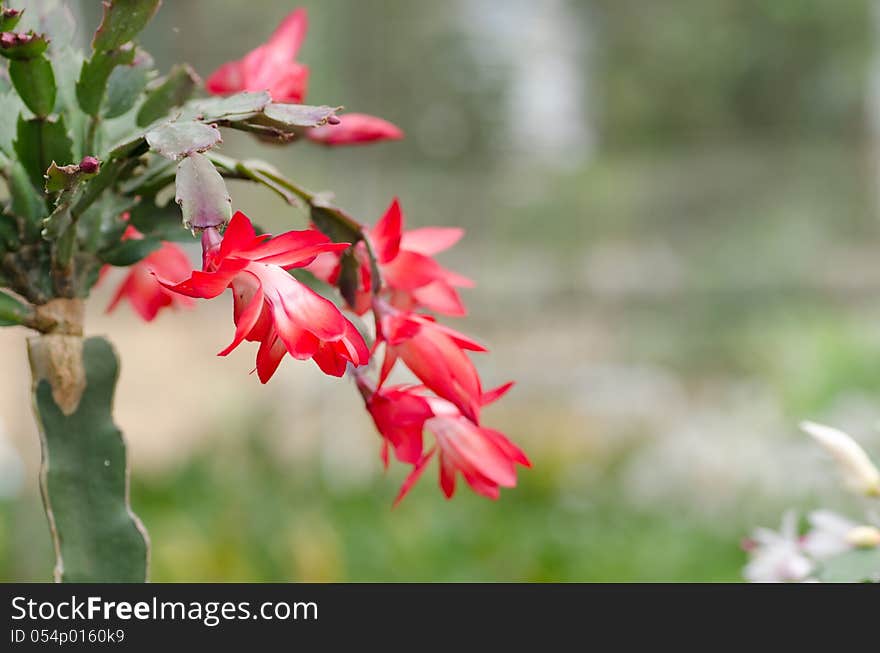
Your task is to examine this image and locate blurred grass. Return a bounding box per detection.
[0,433,746,582]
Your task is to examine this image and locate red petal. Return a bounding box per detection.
[371,198,403,264]
[400,227,464,256]
[307,113,404,146]
[482,428,531,468]
[205,61,244,95]
[311,343,349,377]
[266,62,309,103]
[218,275,264,356]
[156,257,248,299]
[305,251,342,284]
[255,333,287,383]
[253,264,347,340]
[482,381,514,406]
[393,447,435,508]
[266,8,309,61]
[219,211,258,259]
[247,229,349,268]
[439,451,456,498]
[381,251,448,291]
[410,282,467,316]
[432,416,517,488]
[398,329,482,422]
[461,470,501,499]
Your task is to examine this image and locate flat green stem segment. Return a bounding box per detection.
[29,336,149,582]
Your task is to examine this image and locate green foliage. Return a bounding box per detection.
[103,50,154,119]
[0,31,49,60]
[99,236,161,266]
[8,55,55,117]
[76,45,136,117]
[7,160,45,224]
[13,115,73,190]
[92,0,162,52]
[136,63,198,127]
[128,200,192,242]
[0,8,23,32]
[30,337,149,582]
[146,121,221,160]
[184,91,270,122]
[0,289,29,325]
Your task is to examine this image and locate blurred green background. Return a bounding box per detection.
[4,0,880,581]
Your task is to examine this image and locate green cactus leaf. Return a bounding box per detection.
[262,103,340,128]
[0,8,23,32]
[76,45,135,116]
[183,90,271,123]
[0,88,24,157]
[30,336,149,582]
[8,54,56,117]
[0,289,30,325]
[0,30,49,60]
[103,50,154,119]
[310,203,362,244]
[8,160,46,225]
[92,0,161,52]
[146,120,221,160]
[174,153,231,231]
[136,63,199,127]
[0,214,20,250]
[14,114,74,191]
[229,103,341,142]
[48,46,87,159]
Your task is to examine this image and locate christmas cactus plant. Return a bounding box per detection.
[0,2,528,582]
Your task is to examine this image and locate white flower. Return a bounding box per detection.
[800,421,880,497]
[802,510,858,559]
[743,512,813,583]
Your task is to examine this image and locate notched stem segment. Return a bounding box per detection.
[28,336,150,582]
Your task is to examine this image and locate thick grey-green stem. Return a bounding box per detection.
[27,301,149,582]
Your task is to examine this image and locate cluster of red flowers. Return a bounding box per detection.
[205,8,403,146]
[315,198,531,504]
[106,9,528,503]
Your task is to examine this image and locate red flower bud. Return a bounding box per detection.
[78,156,100,175]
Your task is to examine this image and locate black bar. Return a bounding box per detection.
[0,583,875,647]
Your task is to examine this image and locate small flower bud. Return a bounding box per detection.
[79,156,100,175]
[801,421,880,497]
[845,525,880,548]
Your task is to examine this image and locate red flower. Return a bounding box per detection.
[106,227,194,322]
[205,9,402,146]
[357,380,434,467]
[157,211,369,381]
[307,113,404,146]
[377,303,486,423]
[309,198,472,316]
[206,8,310,103]
[358,380,529,504]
